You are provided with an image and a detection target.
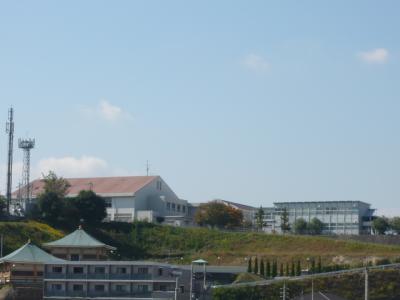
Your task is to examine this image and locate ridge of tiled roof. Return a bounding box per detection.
[43,227,116,250]
[12,175,158,198]
[0,241,65,264]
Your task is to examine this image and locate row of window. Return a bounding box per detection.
[51,284,150,292]
[52,266,166,275]
[166,202,186,213]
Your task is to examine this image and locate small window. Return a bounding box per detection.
[73,284,83,291]
[52,284,62,291]
[158,268,163,276]
[116,285,127,292]
[182,206,186,213]
[138,267,148,274]
[71,254,80,261]
[177,205,181,212]
[94,285,105,292]
[167,202,171,210]
[94,267,105,274]
[117,267,127,274]
[138,285,149,292]
[180,285,185,293]
[159,285,167,291]
[73,267,84,274]
[105,198,112,208]
[172,203,176,211]
[52,266,62,273]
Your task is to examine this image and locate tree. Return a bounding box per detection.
[279,263,284,276]
[280,208,290,233]
[38,191,65,224]
[372,217,389,235]
[291,261,295,277]
[272,260,278,278]
[285,263,289,276]
[247,257,252,273]
[260,259,265,277]
[266,260,271,278]
[72,190,107,226]
[390,217,400,234]
[41,171,70,198]
[254,257,259,274]
[293,218,308,235]
[255,206,265,231]
[296,260,301,276]
[317,257,322,273]
[0,196,7,218]
[307,218,324,235]
[194,202,243,229]
[310,258,316,274]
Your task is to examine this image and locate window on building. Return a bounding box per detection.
[117,267,127,274]
[177,205,181,212]
[138,267,148,274]
[94,285,105,292]
[180,285,185,293]
[52,284,62,291]
[71,254,80,261]
[73,284,84,291]
[73,267,84,274]
[172,203,176,211]
[116,285,127,292]
[52,266,62,273]
[156,181,162,190]
[182,206,186,213]
[167,202,171,210]
[159,285,167,291]
[158,268,163,276]
[104,198,112,208]
[94,267,105,274]
[138,285,149,292]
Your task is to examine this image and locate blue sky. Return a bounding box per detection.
[0,1,400,215]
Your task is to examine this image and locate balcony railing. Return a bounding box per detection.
[45,273,175,281]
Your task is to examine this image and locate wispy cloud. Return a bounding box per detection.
[357,48,389,64]
[242,54,270,71]
[80,100,132,122]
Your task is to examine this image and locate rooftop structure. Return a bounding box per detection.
[43,226,116,261]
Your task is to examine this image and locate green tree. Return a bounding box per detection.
[296,260,301,276]
[293,218,308,234]
[260,259,265,277]
[272,260,278,278]
[254,257,259,274]
[255,206,265,231]
[41,171,70,198]
[317,257,322,273]
[266,260,271,278]
[285,263,289,276]
[280,208,291,233]
[247,257,252,273]
[279,263,284,276]
[72,190,107,225]
[310,258,316,273]
[307,218,324,235]
[291,261,295,276]
[0,196,7,218]
[194,202,243,229]
[389,217,400,234]
[38,191,65,224]
[372,217,389,235]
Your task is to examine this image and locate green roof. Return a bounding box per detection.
[0,242,65,264]
[43,227,116,250]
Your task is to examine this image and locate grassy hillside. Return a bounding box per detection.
[1,220,400,268]
[213,269,400,300]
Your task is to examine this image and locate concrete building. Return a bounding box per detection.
[43,226,116,261]
[262,201,375,235]
[43,261,190,300]
[13,176,192,226]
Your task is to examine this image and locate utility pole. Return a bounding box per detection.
[311,278,314,300]
[364,267,368,300]
[5,107,14,216]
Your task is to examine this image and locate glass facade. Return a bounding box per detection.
[262,201,374,235]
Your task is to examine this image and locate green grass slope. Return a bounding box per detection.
[1,221,400,268]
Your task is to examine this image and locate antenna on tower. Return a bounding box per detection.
[18,138,35,210]
[146,160,150,176]
[5,107,14,215]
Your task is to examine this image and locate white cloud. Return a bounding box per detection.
[35,156,109,178]
[242,54,270,71]
[358,48,389,64]
[80,100,132,122]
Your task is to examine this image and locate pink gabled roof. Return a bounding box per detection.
[13,176,158,198]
